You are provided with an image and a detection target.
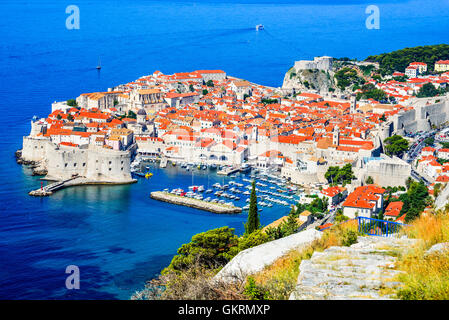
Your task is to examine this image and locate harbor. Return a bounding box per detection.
[132,157,303,214]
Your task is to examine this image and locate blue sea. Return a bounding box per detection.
[1,0,449,299]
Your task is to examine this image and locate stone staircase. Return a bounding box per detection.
[289,236,419,300]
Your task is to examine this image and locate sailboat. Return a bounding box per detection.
[96,57,102,70]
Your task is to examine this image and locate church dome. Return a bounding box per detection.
[137,108,147,116]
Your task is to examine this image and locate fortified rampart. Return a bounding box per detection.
[393,99,449,133]
[22,137,133,183]
[294,56,333,72]
[359,154,411,187]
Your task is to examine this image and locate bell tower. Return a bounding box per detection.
[350,94,357,114]
[333,126,340,146]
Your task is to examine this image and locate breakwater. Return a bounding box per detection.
[150,191,242,214]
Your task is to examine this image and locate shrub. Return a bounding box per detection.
[341,230,358,247]
[238,230,268,251]
[243,277,270,300]
[133,263,246,300]
[163,226,239,273]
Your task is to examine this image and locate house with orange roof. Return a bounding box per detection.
[342,185,386,219]
[320,186,348,205]
[384,201,403,220]
[421,146,436,157]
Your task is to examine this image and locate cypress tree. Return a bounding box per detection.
[245,180,260,234]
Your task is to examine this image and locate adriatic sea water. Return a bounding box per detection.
[0,0,448,299]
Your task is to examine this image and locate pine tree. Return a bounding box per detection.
[281,207,299,236]
[245,180,260,235]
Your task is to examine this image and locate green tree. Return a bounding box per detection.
[398,180,430,222]
[424,137,435,146]
[280,209,299,236]
[238,230,268,251]
[335,67,360,90]
[325,164,355,185]
[202,89,209,95]
[325,166,340,185]
[67,114,74,121]
[265,226,284,241]
[405,176,414,190]
[384,135,409,157]
[365,44,449,75]
[206,80,214,87]
[366,176,374,184]
[163,226,239,272]
[356,83,387,101]
[417,83,439,98]
[67,99,78,107]
[434,183,442,198]
[127,110,137,119]
[245,181,260,235]
[189,84,195,92]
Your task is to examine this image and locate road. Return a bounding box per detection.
[403,128,447,186]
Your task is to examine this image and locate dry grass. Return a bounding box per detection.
[394,212,449,300]
[132,263,247,300]
[401,212,449,248]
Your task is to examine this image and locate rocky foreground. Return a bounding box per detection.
[290,236,419,300]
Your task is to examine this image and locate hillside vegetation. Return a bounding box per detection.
[395,212,449,300]
[365,44,449,75]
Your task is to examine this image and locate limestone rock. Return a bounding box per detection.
[425,242,449,256]
[290,236,420,300]
[214,229,322,283]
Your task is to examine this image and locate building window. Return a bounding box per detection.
[65,163,68,167]
[109,168,111,171]
[82,163,86,167]
[74,163,77,167]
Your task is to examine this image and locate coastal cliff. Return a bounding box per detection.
[282,67,335,94]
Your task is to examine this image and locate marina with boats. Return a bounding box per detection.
[131,155,303,214]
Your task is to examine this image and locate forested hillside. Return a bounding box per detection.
[365,44,449,75]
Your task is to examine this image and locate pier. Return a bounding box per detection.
[29,176,84,196]
[150,191,242,214]
[217,166,241,176]
[29,176,137,197]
